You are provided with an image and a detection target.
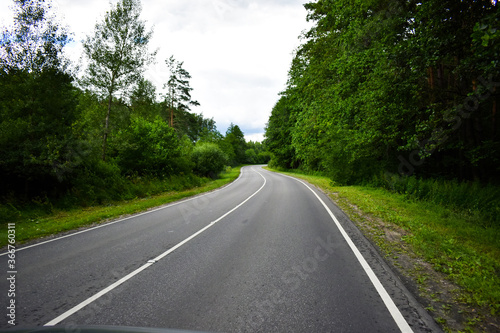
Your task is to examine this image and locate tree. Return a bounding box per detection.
[224,123,246,165]
[265,96,299,169]
[246,141,272,164]
[191,143,227,178]
[266,0,499,183]
[197,117,222,143]
[130,77,157,120]
[82,0,156,161]
[116,116,183,176]
[163,55,200,127]
[244,148,257,164]
[403,0,499,181]
[0,0,70,73]
[0,0,79,197]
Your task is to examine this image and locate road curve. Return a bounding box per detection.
[1,166,440,332]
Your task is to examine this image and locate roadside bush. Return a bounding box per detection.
[70,158,132,205]
[116,117,185,176]
[191,143,228,178]
[245,148,257,164]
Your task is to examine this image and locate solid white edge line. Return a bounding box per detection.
[272,171,414,333]
[0,166,247,256]
[44,263,153,326]
[44,168,267,326]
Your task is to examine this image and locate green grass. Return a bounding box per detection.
[265,167,500,327]
[372,173,500,228]
[0,166,241,248]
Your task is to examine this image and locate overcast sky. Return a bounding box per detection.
[0,0,312,142]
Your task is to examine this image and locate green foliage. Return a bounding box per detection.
[0,68,80,187]
[197,118,223,143]
[374,173,500,228]
[130,78,158,120]
[82,0,156,160]
[73,90,108,158]
[169,109,205,141]
[163,55,200,114]
[224,123,247,165]
[245,141,271,164]
[191,142,228,178]
[116,116,186,176]
[264,2,500,324]
[81,0,155,98]
[266,0,500,185]
[70,158,131,205]
[0,0,79,197]
[69,156,203,206]
[265,96,298,169]
[0,167,242,247]
[157,56,219,143]
[0,0,270,220]
[257,151,272,164]
[217,139,236,166]
[244,149,257,164]
[0,0,70,72]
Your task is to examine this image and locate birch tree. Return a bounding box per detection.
[82,0,156,161]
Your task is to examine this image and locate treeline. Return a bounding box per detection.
[0,0,269,206]
[265,0,499,186]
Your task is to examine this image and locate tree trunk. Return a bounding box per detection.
[102,92,113,161]
[169,85,174,127]
[493,87,497,139]
[427,66,435,102]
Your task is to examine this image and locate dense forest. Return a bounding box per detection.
[0,0,271,208]
[266,0,499,185]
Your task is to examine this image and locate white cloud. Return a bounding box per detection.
[0,0,311,141]
[245,132,265,143]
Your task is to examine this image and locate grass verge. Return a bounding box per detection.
[266,167,500,333]
[0,166,241,249]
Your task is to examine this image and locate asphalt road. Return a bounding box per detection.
[1,166,441,332]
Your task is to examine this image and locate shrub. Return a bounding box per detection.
[191,143,227,178]
[70,158,132,205]
[244,148,257,164]
[116,117,184,176]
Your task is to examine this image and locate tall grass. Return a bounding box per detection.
[372,173,500,228]
[0,172,207,225]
